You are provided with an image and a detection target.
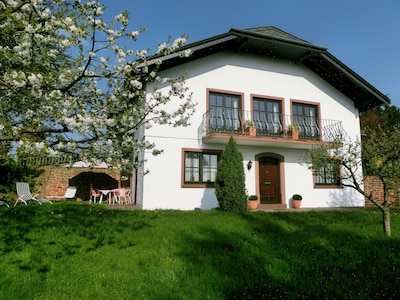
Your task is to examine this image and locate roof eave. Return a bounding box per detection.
[144,27,390,111]
[145,33,240,70]
[318,52,390,110]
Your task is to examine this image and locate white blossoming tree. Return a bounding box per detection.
[0,0,195,171]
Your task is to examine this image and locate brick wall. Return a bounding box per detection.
[363,176,399,207]
[36,165,122,201]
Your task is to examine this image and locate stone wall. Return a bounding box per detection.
[36,165,122,201]
[363,176,399,207]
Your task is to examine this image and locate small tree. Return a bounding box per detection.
[306,127,400,237]
[215,137,247,212]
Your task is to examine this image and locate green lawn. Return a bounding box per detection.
[0,203,399,299]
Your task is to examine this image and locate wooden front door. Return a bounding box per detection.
[259,157,280,204]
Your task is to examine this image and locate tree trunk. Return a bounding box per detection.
[381,181,391,237]
[382,206,391,237]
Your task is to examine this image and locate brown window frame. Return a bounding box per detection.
[207,89,244,134]
[291,100,321,140]
[252,96,284,136]
[181,148,222,188]
[313,158,342,188]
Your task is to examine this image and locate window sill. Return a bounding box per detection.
[182,183,215,188]
[314,184,343,189]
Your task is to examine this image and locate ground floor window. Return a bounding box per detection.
[314,160,341,187]
[182,149,221,187]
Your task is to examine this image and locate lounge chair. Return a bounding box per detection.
[45,186,77,201]
[0,197,9,208]
[15,182,52,206]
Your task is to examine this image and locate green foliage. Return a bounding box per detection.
[306,130,400,236]
[360,104,400,135]
[0,141,11,159]
[0,158,41,193]
[292,194,302,200]
[0,204,399,298]
[287,123,299,131]
[215,137,247,212]
[306,137,363,187]
[362,126,400,183]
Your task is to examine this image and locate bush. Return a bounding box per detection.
[215,137,247,212]
[0,158,41,193]
[292,194,302,200]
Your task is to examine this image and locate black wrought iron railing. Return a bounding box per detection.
[199,109,346,142]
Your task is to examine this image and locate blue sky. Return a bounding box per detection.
[103,0,400,107]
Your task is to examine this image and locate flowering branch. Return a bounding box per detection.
[0,0,195,171]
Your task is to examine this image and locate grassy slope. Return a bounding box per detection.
[0,203,399,299]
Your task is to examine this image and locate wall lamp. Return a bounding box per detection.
[247,160,253,170]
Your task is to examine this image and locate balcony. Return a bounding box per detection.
[199,109,346,148]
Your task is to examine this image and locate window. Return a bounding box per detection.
[253,97,283,136]
[209,92,242,133]
[183,149,221,186]
[292,102,320,139]
[314,160,341,187]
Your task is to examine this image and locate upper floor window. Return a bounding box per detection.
[183,149,221,187]
[253,97,283,136]
[209,92,242,133]
[292,102,320,139]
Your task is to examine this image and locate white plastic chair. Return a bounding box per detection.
[15,182,52,206]
[114,188,131,205]
[91,188,101,203]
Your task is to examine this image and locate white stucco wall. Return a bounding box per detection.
[138,51,364,210]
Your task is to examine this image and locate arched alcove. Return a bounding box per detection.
[69,172,118,201]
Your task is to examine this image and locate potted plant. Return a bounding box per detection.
[244,120,257,136]
[287,123,299,140]
[247,195,258,210]
[292,194,302,208]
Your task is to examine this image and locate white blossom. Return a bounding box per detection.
[60,39,71,48]
[27,73,43,87]
[0,0,195,172]
[172,37,187,50]
[130,31,139,39]
[65,17,73,25]
[157,43,168,54]
[179,49,192,58]
[136,49,147,57]
[130,80,142,89]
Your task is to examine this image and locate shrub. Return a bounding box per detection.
[0,158,41,193]
[293,194,302,200]
[215,137,247,212]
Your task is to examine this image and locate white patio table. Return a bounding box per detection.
[98,189,115,204]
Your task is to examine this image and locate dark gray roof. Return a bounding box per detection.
[238,26,318,47]
[150,26,389,111]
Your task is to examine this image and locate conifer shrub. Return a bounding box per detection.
[215,137,247,212]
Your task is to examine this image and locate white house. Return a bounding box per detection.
[132,26,389,210]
